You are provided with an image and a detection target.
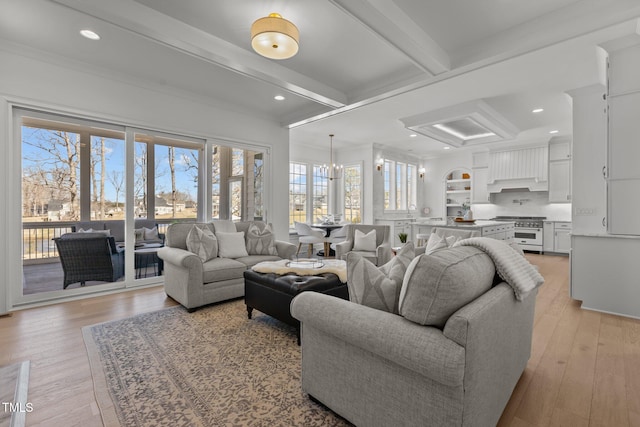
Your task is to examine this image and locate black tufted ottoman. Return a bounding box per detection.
[243,269,348,343]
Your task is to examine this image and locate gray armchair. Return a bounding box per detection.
[335,224,392,266]
[291,244,538,427]
[54,232,124,289]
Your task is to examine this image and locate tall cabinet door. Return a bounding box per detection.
[548,161,571,202]
[471,167,489,203]
[608,91,640,234]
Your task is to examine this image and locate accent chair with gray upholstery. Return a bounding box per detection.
[334,224,392,266]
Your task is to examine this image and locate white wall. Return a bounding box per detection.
[422,152,473,219]
[372,144,425,220]
[338,144,373,223]
[0,47,289,311]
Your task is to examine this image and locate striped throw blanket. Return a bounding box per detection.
[454,237,544,300]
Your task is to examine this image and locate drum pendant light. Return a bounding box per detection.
[251,13,299,60]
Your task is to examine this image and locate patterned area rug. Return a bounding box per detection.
[83,299,350,427]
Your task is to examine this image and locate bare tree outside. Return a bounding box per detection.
[168,146,177,216]
[22,128,80,220]
[108,170,124,212]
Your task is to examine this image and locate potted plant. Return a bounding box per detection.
[398,232,408,244]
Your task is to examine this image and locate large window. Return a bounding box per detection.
[289,162,307,226]
[344,164,362,223]
[384,159,417,211]
[289,161,363,227]
[383,160,391,210]
[312,165,328,223]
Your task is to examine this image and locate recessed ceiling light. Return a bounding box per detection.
[443,146,451,150]
[409,134,417,138]
[274,95,285,101]
[532,108,544,113]
[80,29,101,40]
[549,130,559,134]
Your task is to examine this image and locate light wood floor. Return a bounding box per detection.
[1,254,638,426]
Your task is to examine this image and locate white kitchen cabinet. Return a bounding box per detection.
[566,84,607,235]
[543,221,554,252]
[482,222,514,240]
[607,91,640,235]
[543,221,571,254]
[548,160,571,202]
[549,141,571,161]
[471,167,489,204]
[571,234,640,318]
[548,139,572,203]
[554,222,572,254]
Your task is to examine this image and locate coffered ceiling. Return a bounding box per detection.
[1,0,640,156]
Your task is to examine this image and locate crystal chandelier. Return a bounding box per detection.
[321,134,343,180]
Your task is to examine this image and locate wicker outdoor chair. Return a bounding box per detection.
[54,233,125,289]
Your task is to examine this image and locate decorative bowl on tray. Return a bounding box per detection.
[454,217,476,223]
[286,259,325,269]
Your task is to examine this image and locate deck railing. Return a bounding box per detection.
[22,220,174,263]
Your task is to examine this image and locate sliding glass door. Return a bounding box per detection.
[20,112,127,296]
[16,108,269,305]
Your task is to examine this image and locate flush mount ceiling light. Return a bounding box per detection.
[274,95,285,101]
[532,108,544,113]
[549,130,559,134]
[80,29,100,40]
[251,13,299,60]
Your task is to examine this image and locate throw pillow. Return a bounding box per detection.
[186,225,218,262]
[353,229,377,252]
[134,228,145,242]
[216,231,249,258]
[246,223,278,255]
[143,226,160,241]
[347,242,415,314]
[398,246,495,328]
[424,233,447,255]
[445,235,460,247]
[77,228,110,236]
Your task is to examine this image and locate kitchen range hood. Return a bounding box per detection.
[486,145,549,192]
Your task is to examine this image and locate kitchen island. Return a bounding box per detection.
[413,220,515,240]
[376,218,516,245]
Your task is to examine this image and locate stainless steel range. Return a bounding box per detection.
[491,216,546,253]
